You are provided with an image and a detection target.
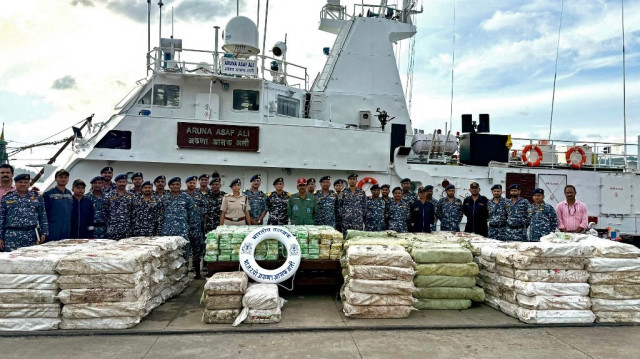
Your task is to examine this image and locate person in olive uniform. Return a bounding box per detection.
[288,178,317,225]
[220,179,251,226]
[267,177,290,225]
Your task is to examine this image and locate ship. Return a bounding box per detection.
[18,0,640,237]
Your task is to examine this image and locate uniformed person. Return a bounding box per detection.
[70,179,95,239]
[132,181,164,236]
[306,178,317,196]
[43,169,73,241]
[386,187,410,233]
[128,172,144,196]
[436,184,463,231]
[267,177,290,225]
[333,179,345,195]
[199,174,211,195]
[101,166,116,193]
[487,184,509,241]
[400,178,418,206]
[104,174,135,240]
[337,173,367,233]
[528,188,558,242]
[288,178,317,225]
[0,174,48,252]
[315,175,337,227]
[424,185,438,231]
[410,186,436,233]
[153,175,170,201]
[244,174,267,225]
[462,182,489,236]
[333,179,345,231]
[365,184,387,231]
[86,176,108,239]
[185,175,207,270]
[220,179,251,226]
[204,176,226,233]
[381,184,391,204]
[506,184,531,241]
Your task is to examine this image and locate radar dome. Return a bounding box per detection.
[222,16,260,57]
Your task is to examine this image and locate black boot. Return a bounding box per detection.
[194,264,202,280]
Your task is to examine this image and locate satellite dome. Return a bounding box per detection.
[222,16,260,57]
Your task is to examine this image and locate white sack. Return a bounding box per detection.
[0,303,60,318]
[203,272,248,295]
[59,316,140,329]
[516,295,591,311]
[591,299,640,312]
[347,265,415,281]
[586,258,640,273]
[513,281,590,296]
[589,272,640,285]
[516,308,595,324]
[343,287,417,306]
[0,318,60,331]
[0,274,59,290]
[342,302,415,319]
[346,278,416,296]
[0,289,58,304]
[346,245,414,268]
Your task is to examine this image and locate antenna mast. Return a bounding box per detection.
[548,0,564,141]
[622,0,627,169]
[147,0,151,75]
[171,7,174,38]
[158,0,163,50]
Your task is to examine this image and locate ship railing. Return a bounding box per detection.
[320,2,351,21]
[353,2,408,22]
[147,47,309,90]
[508,137,639,172]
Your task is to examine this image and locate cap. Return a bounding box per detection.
[392,186,402,193]
[250,174,261,182]
[424,185,434,191]
[100,166,114,174]
[347,173,358,179]
[55,169,69,178]
[320,175,330,182]
[532,188,544,196]
[211,171,220,178]
[72,179,86,188]
[130,172,143,180]
[445,184,455,190]
[307,178,316,184]
[229,178,241,187]
[114,174,127,182]
[370,184,380,191]
[14,173,30,182]
[199,174,209,180]
[491,184,502,191]
[297,178,307,185]
[333,179,343,186]
[142,181,152,187]
[273,177,284,185]
[381,184,390,189]
[90,176,104,184]
[417,186,427,193]
[509,184,521,190]
[209,177,221,185]
[168,177,181,185]
[400,178,411,184]
[153,175,166,183]
[470,182,479,189]
[185,175,197,183]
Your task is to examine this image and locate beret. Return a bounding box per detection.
[168,177,181,185]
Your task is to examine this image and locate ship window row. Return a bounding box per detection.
[277,95,299,117]
[138,84,181,107]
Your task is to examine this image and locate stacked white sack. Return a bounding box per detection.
[202,272,248,324]
[491,241,594,324]
[342,245,417,319]
[56,236,188,329]
[476,243,518,311]
[0,239,113,331]
[232,283,286,326]
[582,237,640,323]
[411,243,484,310]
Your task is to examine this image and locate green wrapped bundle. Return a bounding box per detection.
[413,299,472,310]
[345,230,397,240]
[204,254,218,262]
[415,263,479,277]
[411,245,473,264]
[414,287,485,302]
[231,254,240,261]
[217,254,231,261]
[413,275,476,288]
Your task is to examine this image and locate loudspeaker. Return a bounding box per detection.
[390,124,406,162]
[461,114,474,133]
[478,114,490,133]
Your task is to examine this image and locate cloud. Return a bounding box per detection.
[71,0,93,6]
[175,0,244,22]
[70,0,149,23]
[52,75,77,90]
[481,10,537,32]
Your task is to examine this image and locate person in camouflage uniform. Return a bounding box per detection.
[153,175,171,201]
[424,185,439,231]
[132,181,164,236]
[204,176,225,233]
[267,177,290,225]
[400,178,418,206]
[337,173,367,233]
[128,172,144,197]
[86,176,108,238]
[100,166,116,194]
[0,174,48,252]
[186,175,207,272]
[332,178,345,231]
[487,184,509,241]
[199,174,211,196]
[505,184,531,241]
[387,187,410,233]
[105,174,135,240]
[315,175,337,227]
[365,184,387,231]
[306,178,318,196]
[381,184,392,204]
[528,188,558,242]
[244,174,267,225]
[436,184,463,232]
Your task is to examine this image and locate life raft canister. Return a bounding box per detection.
[566,146,587,170]
[357,177,378,189]
[521,145,543,167]
[239,226,301,284]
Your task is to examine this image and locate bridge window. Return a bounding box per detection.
[153,84,180,106]
[233,90,259,111]
[277,95,299,117]
[95,130,132,150]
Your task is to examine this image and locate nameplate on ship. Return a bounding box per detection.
[177,122,259,152]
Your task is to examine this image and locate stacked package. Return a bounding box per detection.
[489,242,594,324]
[233,283,286,326]
[202,272,248,324]
[583,238,640,323]
[411,243,484,310]
[342,245,417,318]
[56,236,189,329]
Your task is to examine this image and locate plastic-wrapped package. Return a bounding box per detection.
[204,272,248,295]
[343,302,415,319]
[0,289,58,304]
[589,272,640,285]
[204,295,244,310]
[0,318,60,331]
[0,304,61,318]
[515,308,595,324]
[501,269,590,283]
[244,307,282,324]
[241,283,282,310]
[516,295,591,311]
[595,311,640,323]
[513,281,590,297]
[586,258,640,272]
[591,299,640,312]
[346,278,416,296]
[59,316,141,329]
[348,265,415,281]
[343,288,416,306]
[62,301,146,319]
[413,287,484,302]
[413,275,476,288]
[413,299,471,310]
[590,284,640,300]
[414,263,479,277]
[411,245,473,264]
[346,245,414,268]
[0,274,58,290]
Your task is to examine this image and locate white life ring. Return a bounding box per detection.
[239,226,301,284]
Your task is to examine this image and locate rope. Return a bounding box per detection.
[448,1,456,131]
[548,0,565,141]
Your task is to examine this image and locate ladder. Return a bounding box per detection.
[312,20,353,92]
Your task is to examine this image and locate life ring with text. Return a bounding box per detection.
[521,145,543,167]
[566,146,587,169]
[239,226,301,284]
[357,177,378,189]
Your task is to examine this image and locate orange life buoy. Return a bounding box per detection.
[357,177,378,189]
[521,145,543,167]
[566,146,586,169]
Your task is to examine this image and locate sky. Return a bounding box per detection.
[1,0,639,171]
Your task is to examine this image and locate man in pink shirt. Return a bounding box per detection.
[556,185,588,233]
[0,164,15,201]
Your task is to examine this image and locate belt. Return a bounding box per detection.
[224,216,245,222]
[508,225,526,229]
[489,224,506,228]
[6,225,37,231]
[94,223,106,227]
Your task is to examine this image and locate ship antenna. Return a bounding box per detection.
[622,0,627,169]
[237,0,239,16]
[158,0,163,51]
[147,0,151,76]
[548,0,564,141]
[171,7,174,39]
[448,1,456,132]
[261,0,270,74]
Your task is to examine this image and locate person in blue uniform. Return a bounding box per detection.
[199,174,211,195]
[132,181,164,236]
[267,177,290,225]
[462,182,489,236]
[43,169,73,241]
[70,179,95,239]
[153,175,170,201]
[105,174,135,240]
[436,184,463,231]
[381,184,391,204]
[86,176,107,238]
[337,173,367,233]
[400,178,417,206]
[186,175,207,273]
[410,186,436,233]
[387,187,410,233]
[315,175,337,227]
[306,178,318,196]
[506,184,531,241]
[528,188,558,242]
[487,184,509,241]
[333,178,345,231]
[0,174,49,252]
[204,176,226,233]
[365,184,387,231]
[244,174,267,225]
[101,166,116,194]
[128,172,144,196]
